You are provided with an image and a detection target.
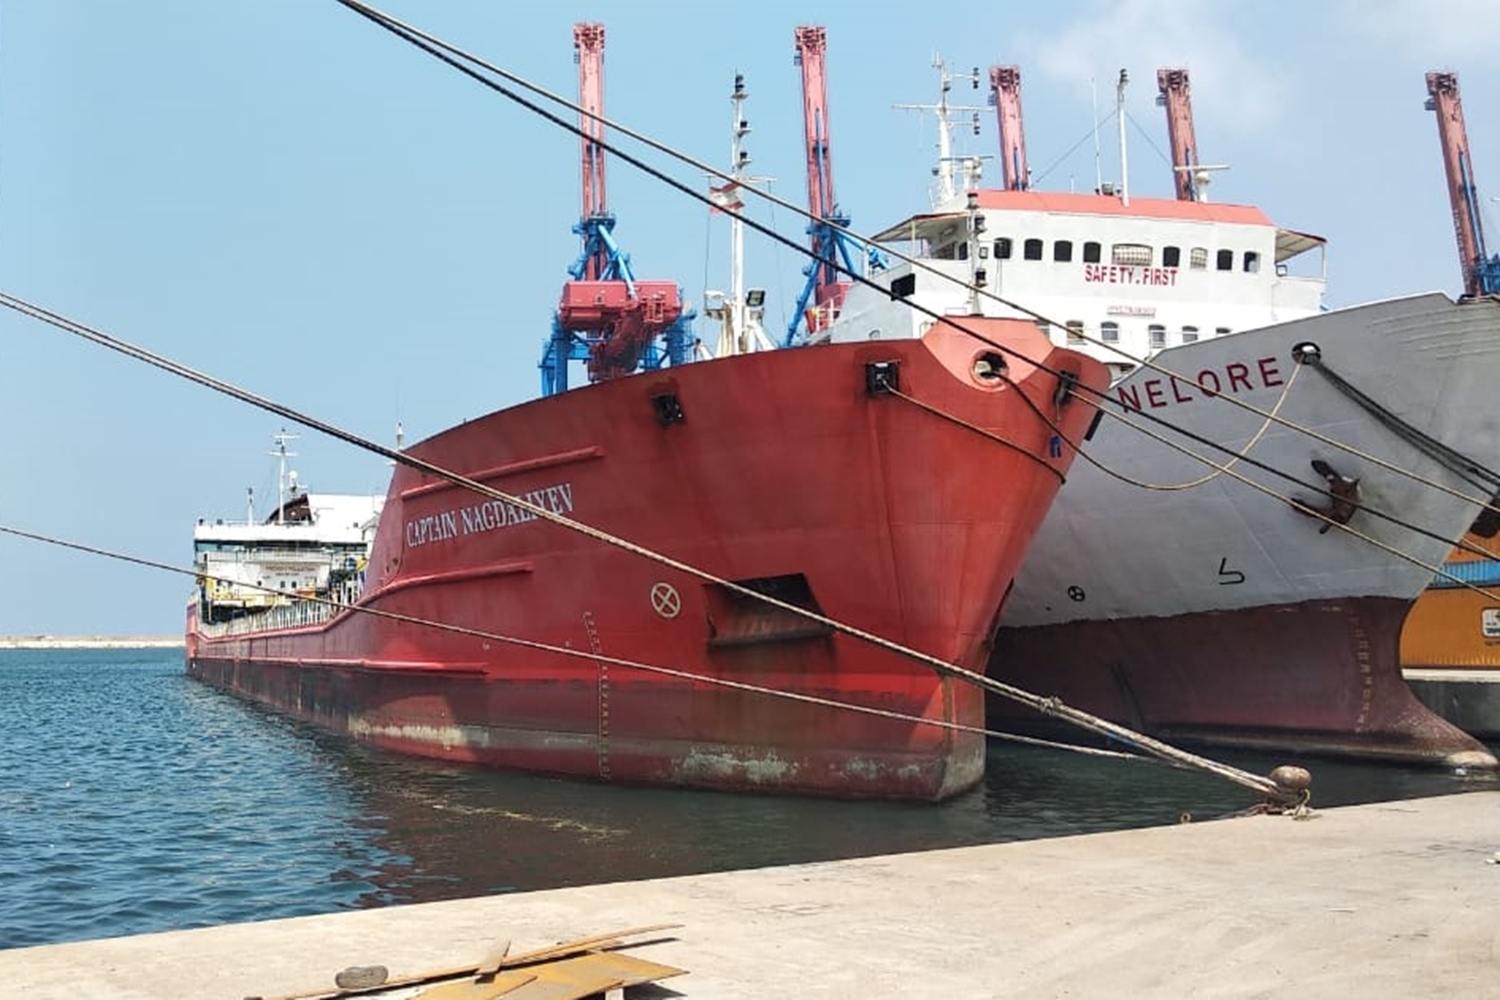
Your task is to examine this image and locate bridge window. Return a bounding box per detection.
[1215,326,1232,337]
[1101,321,1119,343]
[1065,320,1085,344]
[1148,324,1166,349]
[1216,249,1234,271]
[994,237,1013,259]
[1024,238,1044,260]
[1054,240,1074,263]
[1243,251,1261,273]
[1083,241,1102,263]
[1112,243,1152,266]
[1162,246,1181,268]
[1190,247,1208,270]
[1182,326,1199,343]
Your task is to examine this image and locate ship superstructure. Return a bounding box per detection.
[839,66,1325,380]
[193,433,383,627]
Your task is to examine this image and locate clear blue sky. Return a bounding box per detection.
[3,0,1499,636]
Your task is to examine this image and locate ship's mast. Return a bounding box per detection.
[895,55,988,207]
[988,65,1029,191]
[729,75,748,343]
[270,429,297,525]
[1425,71,1500,297]
[1116,69,1130,207]
[707,73,772,357]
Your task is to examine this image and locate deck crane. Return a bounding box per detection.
[786,26,873,346]
[1424,71,1500,298]
[988,66,1029,191]
[539,22,694,396]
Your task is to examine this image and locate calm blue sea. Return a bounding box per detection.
[1,647,1492,950]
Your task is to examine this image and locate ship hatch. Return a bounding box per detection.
[705,573,833,648]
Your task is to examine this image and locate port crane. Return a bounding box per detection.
[1155,68,1203,202]
[539,23,694,396]
[988,65,1029,191]
[1424,71,1500,298]
[786,26,874,346]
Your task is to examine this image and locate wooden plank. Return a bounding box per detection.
[416,953,684,1000]
[530,952,686,987]
[492,975,623,1000]
[260,923,682,1000]
[414,972,538,999]
[474,939,512,980]
[498,924,682,969]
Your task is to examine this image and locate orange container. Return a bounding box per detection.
[1400,531,1500,670]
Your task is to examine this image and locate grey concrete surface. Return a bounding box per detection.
[2,792,1496,999]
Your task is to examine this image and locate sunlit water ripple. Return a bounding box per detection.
[1,648,1492,949]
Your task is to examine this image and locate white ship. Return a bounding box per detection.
[193,432,383,630]
[830,64,1499,767]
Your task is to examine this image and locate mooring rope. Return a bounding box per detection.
[1083,357,1303,492]
[0,522,1145,762]
[332,0,1500,516]
[0,290,1295,803]
[882,384,1069,484]
[1072,375,1500,602]
[1302,351,1500,494]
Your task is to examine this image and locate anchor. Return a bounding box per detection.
[1292,458,1360,534]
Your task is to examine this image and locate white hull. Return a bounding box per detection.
[990,291,1500,767]
[1004,291,1500,626]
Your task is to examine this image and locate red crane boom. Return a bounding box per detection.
[792,25,849,328]
[1425,71,1500,298]
[576,22,607,276]
[1156,68,1200,202]
[988,65,1029,191]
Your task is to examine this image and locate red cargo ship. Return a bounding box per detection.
[186,21,1109,800]
[187,320,1107,800]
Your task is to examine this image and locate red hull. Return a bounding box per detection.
[188,322,1108,800]
[989,597,1496,769]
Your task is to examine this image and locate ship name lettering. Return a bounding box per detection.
[1083,264,1179,287]
[1115,355,1283,411]
[404,510,461,548]
[405,481,576,548]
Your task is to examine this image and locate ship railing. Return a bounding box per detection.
[198,597,339,638]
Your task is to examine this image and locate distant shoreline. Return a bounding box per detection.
[0,636,184,650]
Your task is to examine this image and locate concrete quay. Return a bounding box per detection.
[2,792,1496,999]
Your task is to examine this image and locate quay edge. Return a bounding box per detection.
[1,791,1496,999]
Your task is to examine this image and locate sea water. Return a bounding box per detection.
[0,647,1489,949]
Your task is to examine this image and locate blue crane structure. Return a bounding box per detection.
[539,23,694,396]
[785,26,880,347]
